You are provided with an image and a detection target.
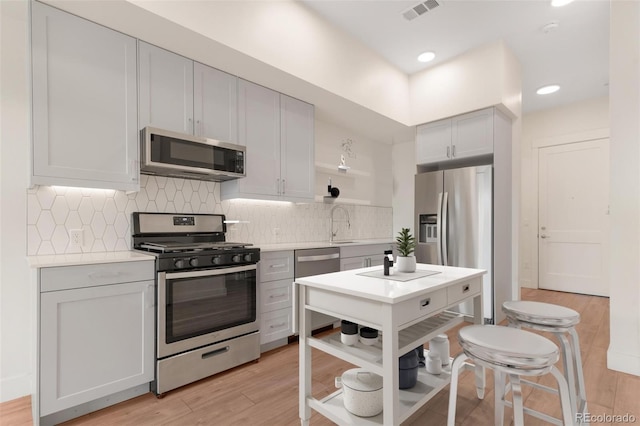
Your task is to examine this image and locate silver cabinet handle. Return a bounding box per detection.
[446,146,450,158]
[269,293,287,299]
[282,179,285,195]
[297,253,340,262]
[540,234,549,239]
[269,263,287,269]
[270,322,286,329]
[452,145,456,158]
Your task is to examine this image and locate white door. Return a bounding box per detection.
[538,139,610,296]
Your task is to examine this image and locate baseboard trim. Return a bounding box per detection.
[39,383,150,426]
[607,348,640,376]
[0,374,32,404]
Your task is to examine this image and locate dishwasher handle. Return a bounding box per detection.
[296,253,340,262]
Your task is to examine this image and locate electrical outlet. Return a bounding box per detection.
[69,229,83,247]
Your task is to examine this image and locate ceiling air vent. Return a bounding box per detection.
[402,0,442,21]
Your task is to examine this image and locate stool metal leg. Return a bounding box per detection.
[475,364,485,399]
[556,332,578,416]
[550,365,576,426]
[494,371,506,426]
[569,327,588,416]
[447,353,468,426]
[510,374,525,426]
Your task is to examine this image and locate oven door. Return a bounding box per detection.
[157,264,258,359]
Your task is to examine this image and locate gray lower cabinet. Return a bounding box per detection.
[258,251,294,351]
[340,243,394,271]
[31,2,139,191]
[38,261,154,424]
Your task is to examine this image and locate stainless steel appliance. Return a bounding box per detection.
[292,247,340,334]
[141,127,245,181]
[415,165,494,323]
[132,212,260,395]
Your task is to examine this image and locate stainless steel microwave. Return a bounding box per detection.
[141,127,245,181]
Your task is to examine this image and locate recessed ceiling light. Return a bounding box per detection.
[536,85,560,95]
[417,51,436,63]
[551,0,574,7]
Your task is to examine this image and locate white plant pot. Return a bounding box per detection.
[396,256,416,273]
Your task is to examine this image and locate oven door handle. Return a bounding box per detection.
[164,264,256,279]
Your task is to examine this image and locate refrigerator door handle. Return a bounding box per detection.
[442,191,449,266]
[436,192,444,265]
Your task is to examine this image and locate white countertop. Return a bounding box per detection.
[28,251,156,268]
[257,238,394,252]
[295,263,486,304]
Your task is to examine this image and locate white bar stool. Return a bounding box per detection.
[503,300,587,421]
[447,325,574,426]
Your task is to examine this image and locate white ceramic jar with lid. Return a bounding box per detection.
[335,368,383,417]
[429,334,450,366]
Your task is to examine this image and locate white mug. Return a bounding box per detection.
[426,352,442,374]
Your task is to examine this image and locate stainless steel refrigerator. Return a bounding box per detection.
[414,165,494,323]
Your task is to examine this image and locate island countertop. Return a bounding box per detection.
[294,263,486,304]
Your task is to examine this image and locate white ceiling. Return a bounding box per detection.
[300,0,610,114]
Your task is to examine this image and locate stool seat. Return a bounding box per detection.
[448,324,574,426]
[459,325,559,371]
[503,301,580,328]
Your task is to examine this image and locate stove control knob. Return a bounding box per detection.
[212,256,222,265]
[232,254,242,263]
[189,258,199,267]
[243,253,253,262]
[174,259,186,269]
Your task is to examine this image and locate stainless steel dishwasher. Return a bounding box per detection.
[292,247,340,334]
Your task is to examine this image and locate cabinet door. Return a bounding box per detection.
[138,41,194,134]
[236,79,281,197]
[193,62,238,142]
[31,2,138,191]
[340,256,368,271]
[40,280,154,416]
[280,95,315,201]
[416,119,452,165]
[451,108,494,159]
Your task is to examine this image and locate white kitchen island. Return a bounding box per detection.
[295,263,486,426]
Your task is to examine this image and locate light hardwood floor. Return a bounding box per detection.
[1,288,639,425]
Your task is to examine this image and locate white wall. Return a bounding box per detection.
[0,0,32,402]
[391,141,416,237]
[608,0,640,376]
[520,97,610,289]
[409,40,521,125]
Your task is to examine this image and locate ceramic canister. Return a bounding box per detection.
[336,368,383,417]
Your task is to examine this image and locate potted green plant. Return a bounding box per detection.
[395,227,416,272]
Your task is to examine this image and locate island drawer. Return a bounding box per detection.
[395,288,447,326]
[447,278,481,305]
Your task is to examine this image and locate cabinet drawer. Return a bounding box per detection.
[447,278,481,305]
[259,251,294,282]
[340,243,393,259]
[260,279,292,313]
[260,308,292,344]
[40,261,155,292]
[395,288,447,326]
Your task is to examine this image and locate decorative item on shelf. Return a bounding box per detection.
[327,178,340,198]
[340,320,359,346]
[395,227,417,272]
[338,154,350,173]
[426,351,443,375]
[399,349,419,389]
[335,368,383,417]
[429,334,450,366]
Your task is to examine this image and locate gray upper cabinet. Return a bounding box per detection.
[138,42,238,142]
[416,107,495,166]
[138,41,194,135]
[221,79,314,202]
[193,62,238,142]
[31,2,139,191]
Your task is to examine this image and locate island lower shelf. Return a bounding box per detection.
[307,311,464,376]
[308,364,459,425]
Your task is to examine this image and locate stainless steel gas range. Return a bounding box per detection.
[132,212,261,396]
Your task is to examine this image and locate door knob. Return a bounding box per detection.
[540,234,549,239]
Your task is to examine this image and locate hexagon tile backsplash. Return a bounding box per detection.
[27,175,392,255]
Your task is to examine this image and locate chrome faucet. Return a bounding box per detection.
[330,205,351,242]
